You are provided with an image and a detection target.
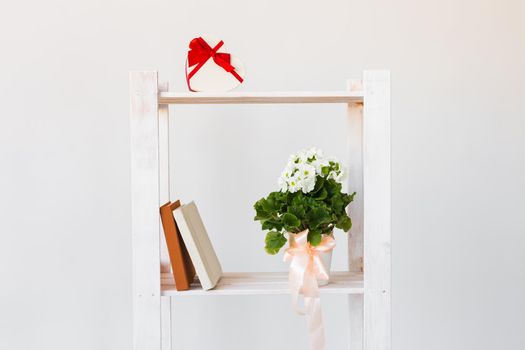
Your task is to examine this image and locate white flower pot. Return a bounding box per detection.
[317,248,333,286]
[288,232,334,286]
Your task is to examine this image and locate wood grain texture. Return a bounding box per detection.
[347,79,364,350]
[130,71,161,350]
[161,272,363,296]
[363,70,391,350]
[158,91,363,104]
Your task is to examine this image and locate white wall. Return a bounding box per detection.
[1,0,524,349]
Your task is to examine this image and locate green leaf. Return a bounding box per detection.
[261,198,277,213]
[345,192,356,205]
[312,176,325,193]
[287,205,306,220]
[330,194,344,213]
[314,188,327,201]
[324,178,342,196]
[307,230,322,246]
[281,213,300,228]
[260,192,284,213]
[253,200,270,219]
[265,231,287,255]
[307,207,330,228]
[336,215,352,232]
[261,219,283,231]
[291,192,305,206]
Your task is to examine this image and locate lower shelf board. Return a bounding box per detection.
[161,271,363,296]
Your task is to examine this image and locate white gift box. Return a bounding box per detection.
[185,36,245,92]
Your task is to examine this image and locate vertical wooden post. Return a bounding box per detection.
[159,81,171,275]
[158,81,172,350]
[363,70,391,350]
[130,71,162,350]
[347,79,364,350]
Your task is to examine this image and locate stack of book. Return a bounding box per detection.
[160,200,222,291]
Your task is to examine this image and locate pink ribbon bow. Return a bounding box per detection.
[284,230,336,350]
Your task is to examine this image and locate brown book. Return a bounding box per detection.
[160,200,196,291]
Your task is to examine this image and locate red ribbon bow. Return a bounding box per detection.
[186,37,243,88]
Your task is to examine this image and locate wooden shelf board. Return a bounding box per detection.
[158,91,364,104]
[161,271,363,296]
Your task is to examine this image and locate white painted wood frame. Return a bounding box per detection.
[363,70,391,350]
[129,70,391,350]
[347,78,364,350]
[158,81,173,350]
[130,71,162,350]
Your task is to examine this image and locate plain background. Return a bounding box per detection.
[1,0,525,349]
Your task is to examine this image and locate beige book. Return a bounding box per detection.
[173,201,222,290]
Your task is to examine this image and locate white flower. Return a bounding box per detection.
[287,176,301,193]
[288,154,299,165]
[301,176,316,193]
[327,171,339,181]
[277,148,347,192]
[296,163,316,193]
[277,166,293,192]
[278,176,288,192]
[335,168,346,182]
[305,147,323,162]
[282,167,292,179]
[313,158,329,176]
[288,150,306,166]
[297,163,315,179]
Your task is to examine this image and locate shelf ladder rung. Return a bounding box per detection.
[158,91,364,105]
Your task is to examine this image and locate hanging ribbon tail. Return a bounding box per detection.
[285,246,309,315]
[284,230,335,350]
[213,52,234,72]
[306,297,325,350]
[213,52,243,83]
[303,253,324,350]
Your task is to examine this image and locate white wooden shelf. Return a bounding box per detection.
[130,70,391,350]
[161,272,363,296]
[158,91,363,104]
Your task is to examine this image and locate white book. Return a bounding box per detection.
[173,201,222,290]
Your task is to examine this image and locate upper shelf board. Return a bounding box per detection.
[158,91,364,104]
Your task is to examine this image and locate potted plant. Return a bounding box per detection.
[253,148,355,284]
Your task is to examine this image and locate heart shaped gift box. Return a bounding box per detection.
[185,36,245,92]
